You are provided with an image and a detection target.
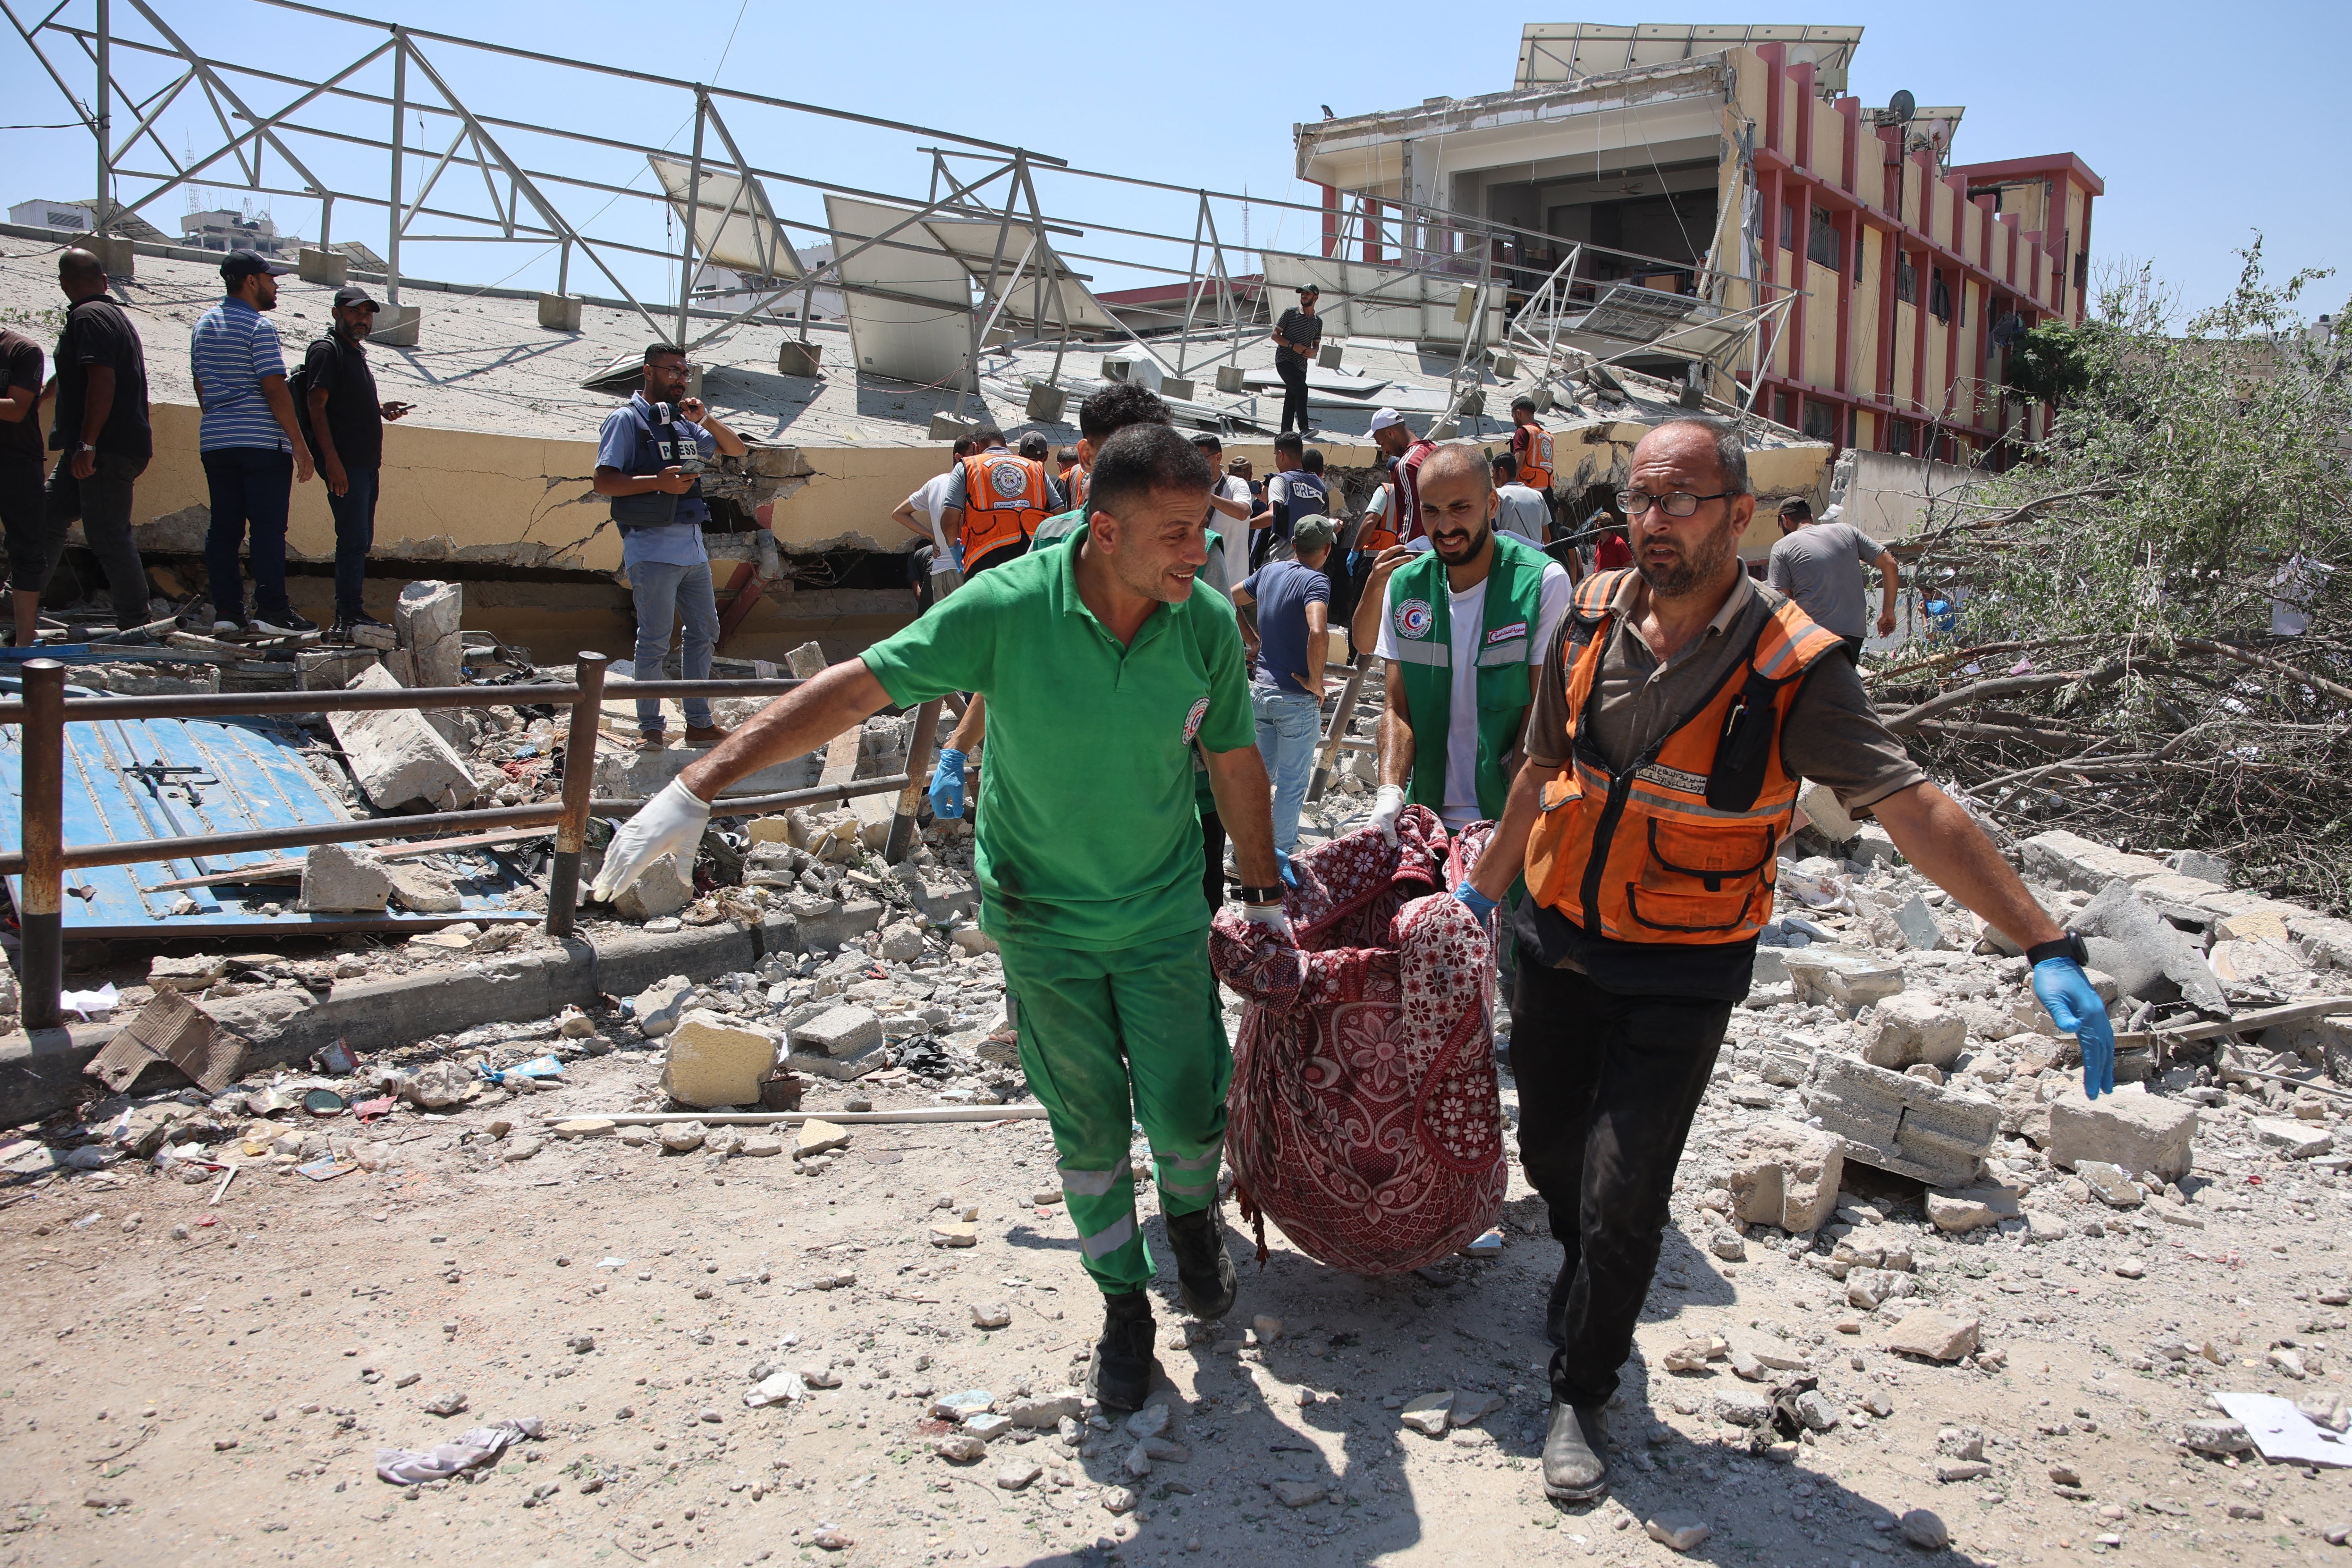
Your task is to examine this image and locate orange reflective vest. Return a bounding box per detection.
[959,451,1051,562]
[1523,569,1844,945]
[1064,465,1089,512]
[1514,423,1554,491]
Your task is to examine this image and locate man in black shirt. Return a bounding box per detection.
[0,325,44,644]
[301,285,412,641]
[40,248,154,637]
[1269,284,1322,435]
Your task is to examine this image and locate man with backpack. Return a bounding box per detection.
[592,343,749,750]
[296,285,411,642]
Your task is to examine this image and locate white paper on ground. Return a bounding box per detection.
[59,983,119,1019]
[2213,1392,2352,1467]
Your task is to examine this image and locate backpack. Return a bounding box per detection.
[287,335,334,457]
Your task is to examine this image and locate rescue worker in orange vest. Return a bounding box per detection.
[938,424,1068,579]
[1508,393,1557,545]
[1456,418,2119,1507]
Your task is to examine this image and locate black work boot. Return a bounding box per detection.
[1163,1206,1237,1320]
[1085,1290,1158,1412]
[1545,1255,1573,1347]
[1541,1397,1610,1501]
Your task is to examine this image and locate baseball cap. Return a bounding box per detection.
[331,284,382,312]
[1298,283,1320,295]
[1368,407,1404,433]
[221,248,291,282]
[1291,516,1337,551]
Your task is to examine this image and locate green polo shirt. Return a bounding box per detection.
[861,524,1253,950]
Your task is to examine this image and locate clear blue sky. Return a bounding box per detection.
[4,1,2342,322]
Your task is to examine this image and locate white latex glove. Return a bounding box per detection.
[1366,783,1407,846]
[1243,901,1294,944]
[590,777,711,901]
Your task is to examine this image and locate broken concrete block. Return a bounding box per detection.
[1865,993,1966,1070]
[1004,1390,1083,1429]
[395,579,464,689]
[385,864,462,914]
[2069,880,2225,1012]
[2285,909,2352,973]
[1925,1186,2021,1234]
[2020,830,2170,893]
[612,853,693,920]
[2047,1085,2197,1179]
[875,920,925,963]
[1804,1053,1998,1188]
[1797,780,1859,842]
[1722,1117,1845,1233]
[404,1059,474,1111]
[149,954,230,993]
[1885,1310,1979,1363]
[297,843,394,913]
[790,1005,884,1059]
[1893,894,1948,951]
[745,816,795,845]
[784,640,828,679]
[296,647,383,691]
[793,895,883,952]
[1399,1392,1452,1436]
[329,666,479,813]
[660,1010,779,1109]
[2252,1116,2334,1158]
[2074,1160,2143,1207]
[1783,948,1904,1014]
[2169,849,2233,886]
[1848,825,1899,867]
[795,1119,850,1157]
[893,863,981,924]
[633,975,694,1038]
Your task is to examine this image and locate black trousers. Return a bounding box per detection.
[1510,950,1733,1408]
[1275,358,1310,434]
[1839,635,1865,666]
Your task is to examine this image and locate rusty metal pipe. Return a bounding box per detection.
[17,662,64,1031]
[0,676,808,725]
[543,651,605,938]
[882,697,943,863]
[0,774,915,878]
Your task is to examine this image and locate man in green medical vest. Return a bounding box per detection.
[1366,444,1574,1009]
[589,423,1286,1414]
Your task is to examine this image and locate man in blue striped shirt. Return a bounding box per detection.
[191,249,315,636]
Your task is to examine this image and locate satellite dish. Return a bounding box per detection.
[1888,89,1917,123]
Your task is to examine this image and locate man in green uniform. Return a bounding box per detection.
[592,423,1286,1411]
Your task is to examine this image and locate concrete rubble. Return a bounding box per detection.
[3,659,2351,1564]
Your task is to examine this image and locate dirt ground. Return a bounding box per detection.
[4,999,2348,1568]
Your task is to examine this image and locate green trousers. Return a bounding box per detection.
[998,926,1233,1295]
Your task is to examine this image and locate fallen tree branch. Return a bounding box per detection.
[2177,638,2352,705]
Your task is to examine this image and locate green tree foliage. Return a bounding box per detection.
[1888,243,2352,913]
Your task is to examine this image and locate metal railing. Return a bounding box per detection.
[0,651,941,1032]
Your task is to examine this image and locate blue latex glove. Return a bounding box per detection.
[948,541,966,571]
[2033,957,2116,1098]
[928,747,968,820]
[1275,848,1299,888]
[1453,879,1500,928]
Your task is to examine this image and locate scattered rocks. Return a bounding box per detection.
[1400,1392,1453,1436]
[935,1434,987,1463]
[994,1461,1042,1492]
[1926,1185,2022,1234]
[1899,1508,1950,1550]
[970,1302,1011,1331]
[659,1011,780,1108]
[1645,1513,1712,1552]
[1724,1118,1847,1233]
[2075,1160,2145,1208]
[1866,993,1965,1070]
[632,976,694,1039]
[1886,1310,1980,1363]
[612,854,693,921]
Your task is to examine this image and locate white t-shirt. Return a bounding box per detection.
[1494,483,1550,542]
[1208,476,1252,591]
[906,471,956,562]
[1374,555,1574,828]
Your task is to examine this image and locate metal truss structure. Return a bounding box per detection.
[5,0,1806,428]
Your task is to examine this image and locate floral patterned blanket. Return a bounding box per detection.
[1207,806,1506,1275]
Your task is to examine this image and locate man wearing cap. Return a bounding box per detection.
[1230,514,1337,855]
[301,285,412,642]
[1270,284,1322,435]
[591,423,1284,1415]
[1346,408,1440,656]
[191,249,314,636]
[32,248,155,643]
[1766,497,1900,664]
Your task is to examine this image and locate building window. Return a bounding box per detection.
[1807,206,1840,270]
[1929,270,1953,323]
[1895,254,1917,304]
[1772,390,1794,427]
[1888,418,1913,456]
[2074,251,2088,290]
[1802,400,1841,445]
[1780,202,1797,251]
[1855,226,1866,283]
